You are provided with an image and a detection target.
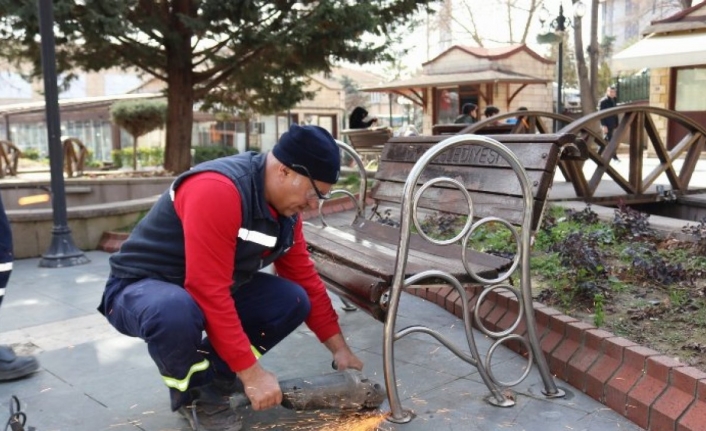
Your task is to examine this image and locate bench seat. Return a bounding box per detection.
[306,220,510,320]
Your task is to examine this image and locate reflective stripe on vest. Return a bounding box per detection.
[170,184,276,249]
[0,262,12,272]
[162,358,210,392]
[238,228,277,248]
[251,345,262,359]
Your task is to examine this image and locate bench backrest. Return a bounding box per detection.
[0,140,21,178]
[370,134,577,232]
[341,127,392,151]
[63,137,88,178]
[432,123,514,136]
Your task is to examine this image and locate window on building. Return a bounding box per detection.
[675,67,706,111]
[368,92,384,104]
[435,88,459,124]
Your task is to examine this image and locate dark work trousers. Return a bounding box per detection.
[102,271,312,410]
[0,194,13,308]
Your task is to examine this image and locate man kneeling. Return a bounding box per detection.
[98,124,363,430]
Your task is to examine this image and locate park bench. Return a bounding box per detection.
[62,137,89,178]
[340,127,392,160]
[0,140,21,178]
[303,132,586,422]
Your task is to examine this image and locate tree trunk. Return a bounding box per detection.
[164,67,194,174]
[163,3,195,175]
[572,12,592,115]
[587,0,599,110]
[132,135,137,171]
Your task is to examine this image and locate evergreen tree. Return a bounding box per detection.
[0,0,433,173]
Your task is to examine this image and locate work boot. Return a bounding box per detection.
[178,384,243,431]
[211,375,244,396]
[0,345,39,381]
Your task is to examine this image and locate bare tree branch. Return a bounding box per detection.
[452,0,484,47]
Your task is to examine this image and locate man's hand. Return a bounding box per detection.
[333,346,364,371]
[324,333,363,371]
[237,362,282,411]
[601,125,608,135]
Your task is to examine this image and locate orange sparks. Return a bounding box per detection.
[252,412,389,431]
[325,413,388,431]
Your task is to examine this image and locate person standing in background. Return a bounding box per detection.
[349,107,378,129]
[454,103,478,124]
[598,86,620,161]
[483,106,501,125]
[0,194,40,381]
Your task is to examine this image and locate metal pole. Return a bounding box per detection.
[37,0,89,268]
[3,115,10,141]
[555,5,566,132]
[556,41,564,114]
[388,94,393,128]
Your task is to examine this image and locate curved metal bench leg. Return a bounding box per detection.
[339,296,357,312]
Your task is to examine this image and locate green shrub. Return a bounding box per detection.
[111,149,124,169]
[20,148,40,160]
[110,147,165,168]
[110,99,167,170]
[192,146,238,165]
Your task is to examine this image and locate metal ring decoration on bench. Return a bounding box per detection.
[485,334,534,388]
[472,283,524,338]
[412,177,474,246]
[318,189,357,228]
[317,139,368,227]
[461,216,522,285]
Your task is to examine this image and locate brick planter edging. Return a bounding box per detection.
[415,286,706,431]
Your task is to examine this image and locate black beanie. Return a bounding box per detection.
[272,124,340,184]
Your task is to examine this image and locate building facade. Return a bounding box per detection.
[602,0,683,53]
[362,44,554,134]
[0,62,410,161]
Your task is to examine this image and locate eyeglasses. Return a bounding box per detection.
[290,163,331,200]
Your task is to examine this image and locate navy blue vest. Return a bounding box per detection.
[108,152,298,290]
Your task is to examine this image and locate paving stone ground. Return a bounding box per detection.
[0,251,644,430]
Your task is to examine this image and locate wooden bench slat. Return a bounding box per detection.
[314,258,388,320]
[304,225,500,283]
[370,182,546,228]
[349,218,511,270]
[386,133,576,145]
[305,226,396,280]
[381,141,562,171]
[374,161,555,198]
[315,258,387,303]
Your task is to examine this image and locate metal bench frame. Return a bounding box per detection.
[310,134,571,423]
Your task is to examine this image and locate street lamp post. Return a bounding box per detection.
[555,6,567,120]
[538,2,584,131]
[37,0,89,268]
